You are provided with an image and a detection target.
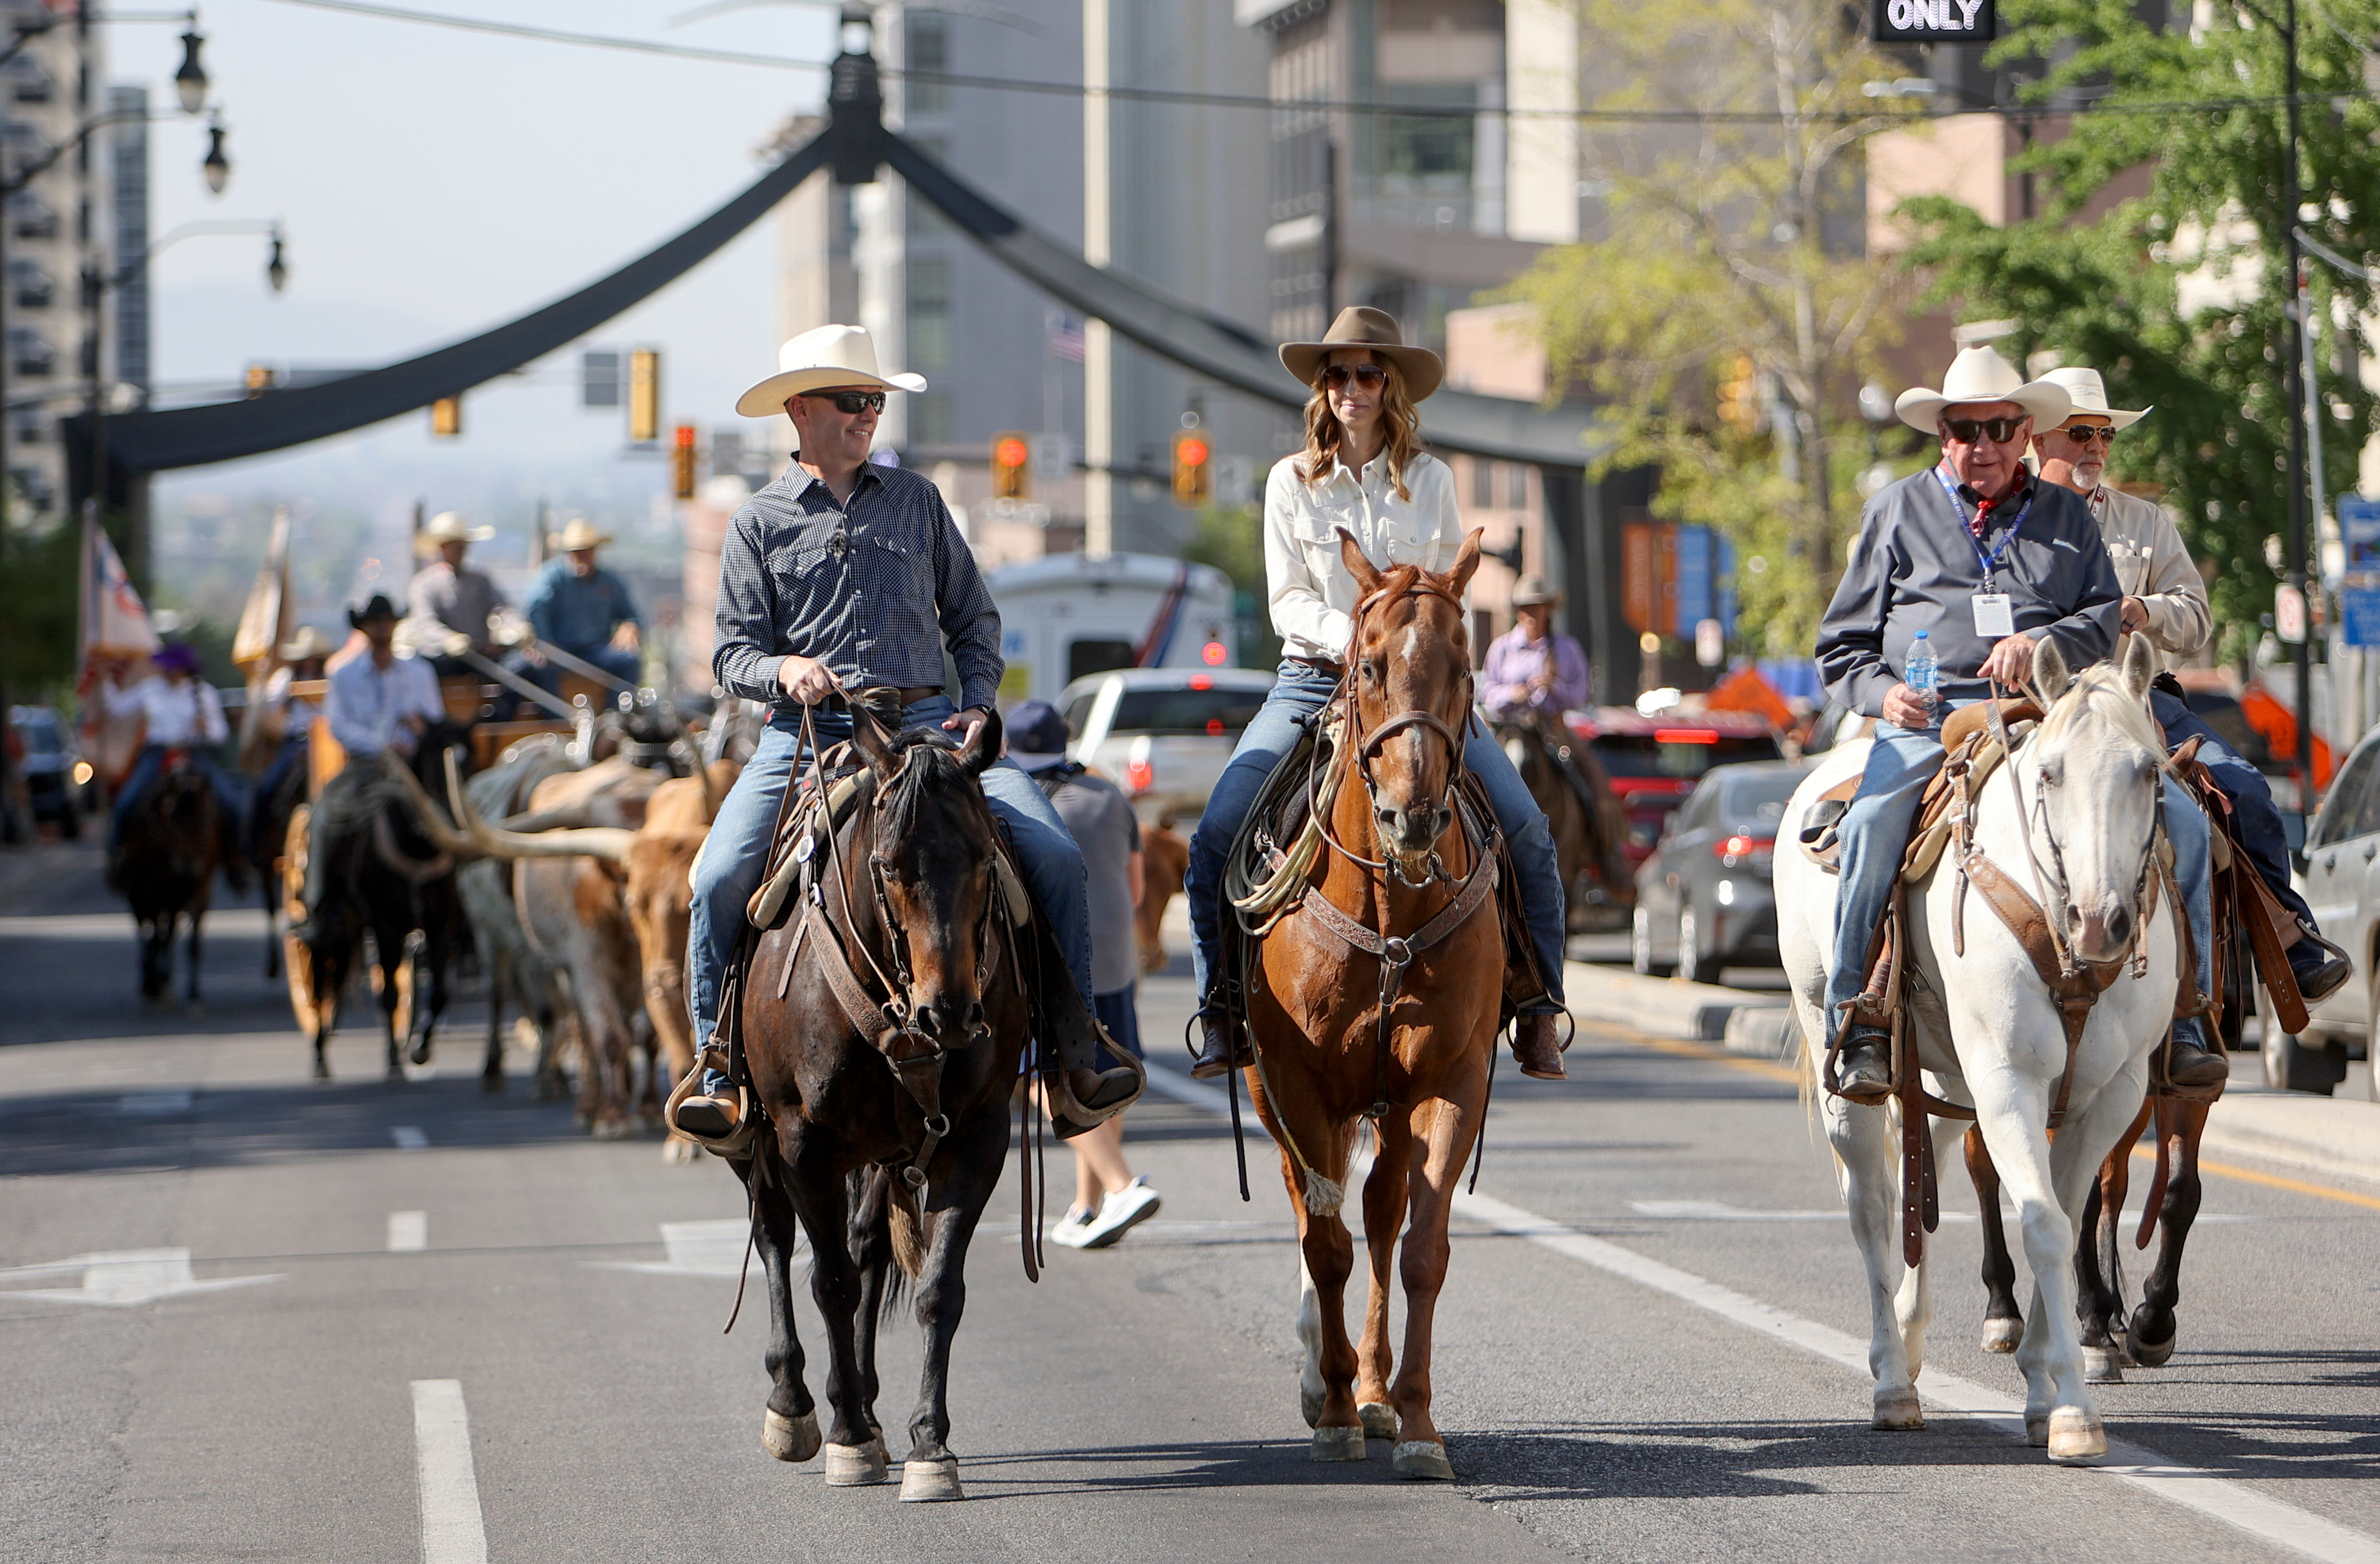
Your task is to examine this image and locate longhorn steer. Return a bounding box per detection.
[621,760,738,1162]
[451,739,577,1094]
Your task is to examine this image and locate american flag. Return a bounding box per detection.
[1048,313,1086,364]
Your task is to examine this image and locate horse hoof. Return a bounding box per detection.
[2047,1408,2106,1462]
[1871,1392,1923,1431]
[1979,1317,2023,1354]
[1392,1440,1455,1481]
[822,1439,889,1485]
[1358,1401,1399,1440]
[2025,1413,2049,1447]
[762,1409,820,1463]
[1300,1387,1324,1430]
[409,1039,433,1068]
[898,1458,963,1502]
[2083,1347,2125,1384]
[479,1072,504,1095]
[2128,1326,2176,1369]
[313,1062,331,1083]
[1309,1426,1367,1462]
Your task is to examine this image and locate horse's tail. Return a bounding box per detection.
[885,1175,927,1286]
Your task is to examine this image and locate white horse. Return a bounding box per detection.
[1775,634,2177,1461]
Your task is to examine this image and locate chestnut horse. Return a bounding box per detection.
[1242,530,1503,1482]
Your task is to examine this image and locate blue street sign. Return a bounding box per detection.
[1672,525,1712,639]
[2342,495,2380,573]
[2342,586,2380,648]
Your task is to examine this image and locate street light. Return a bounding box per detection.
[266,225,286,293]
[173,25,207,115]
[201,117,228,194]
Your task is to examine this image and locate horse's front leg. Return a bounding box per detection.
[408,912,452,1068]
[1261,1078,1362,1461]
[751,1155,820,1466]
[1821,1077,1924,1430]
[1356,1114,1411,1444]
[2079,1102,2148,1381]
[846,1169,890,1428]
[1964,1123,2025,1354]
[896,1102,1005,1502]
[184,910,205,1002]
[1384,1066,1486,1482]
[2129,1098,2207,1367]
[793,1140,886,1485]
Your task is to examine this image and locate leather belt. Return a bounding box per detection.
[1290,657,1343,677]
[894,686,942,705]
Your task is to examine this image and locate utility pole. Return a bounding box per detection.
[2280,0,2317,853]
[1081,0,1112,560]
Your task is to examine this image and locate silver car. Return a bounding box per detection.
[1058,666,1276,826]
[2285,727,2380,1095]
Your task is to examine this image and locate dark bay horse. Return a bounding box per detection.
[1242,530,1504,1482]
[731,696,1028,1503]
[1494,715,1633,931]
[110,750,247,1001]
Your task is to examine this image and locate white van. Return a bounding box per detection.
[984,552,1239,707]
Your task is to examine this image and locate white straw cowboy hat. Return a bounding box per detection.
[547,518,613,553]
[1278,305,1445,403]
[414,510,494,555]
[1510,574,1561,608]
[735,324,927,418]
[1894,344,2072,434]
[276,625,335,662]
[2036,366,2152,429]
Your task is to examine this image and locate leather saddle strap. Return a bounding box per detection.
[1296,830,1500,962]
[804,904,900,1052]
[1960,847,2121,1127]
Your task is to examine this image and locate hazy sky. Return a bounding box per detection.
[103,1,846,577]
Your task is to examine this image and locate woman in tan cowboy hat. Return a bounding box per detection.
[524,517,642,688]
[1182,305,1573,1081]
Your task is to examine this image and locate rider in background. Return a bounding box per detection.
[2033,365,2351,1038]
[401,512,509,675]
[1008,700,1164,1250]
[1815,344,2217,1096]
[1482,576,1591,722]
[1184,306,1571,1083]
[243,626,331,861]
[99,640,235,858]
[524,519,642,690]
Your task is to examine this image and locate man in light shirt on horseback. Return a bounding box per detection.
[1814,346,2221,1097]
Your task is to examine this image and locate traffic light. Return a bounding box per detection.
[628,347,660,443]
[1172,430,1211,508]
[673,424,697,500]
[430,396,462,438]
[1716,352,1759,435]
[991,431,1031,500]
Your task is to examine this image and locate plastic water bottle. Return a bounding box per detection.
[1904,631,1939,725]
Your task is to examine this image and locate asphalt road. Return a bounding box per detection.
[5,843,2378,1563]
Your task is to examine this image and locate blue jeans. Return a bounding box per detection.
[686,695,1096,1081]
[1824,709,2213,1043]
[1188,661,1568,1013]
[110,744,240,850]
[2150,688,2321,971]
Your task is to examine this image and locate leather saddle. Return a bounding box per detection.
[1797,700,2040,878]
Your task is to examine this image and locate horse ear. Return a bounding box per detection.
[1448,527,1485,594]
[958,704,1002,778]
[1338,529,1383,596]
[2120,631,2157,704]
[850,697,898,779]
[2031,633,2071,701]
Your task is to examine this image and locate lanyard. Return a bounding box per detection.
[1933,465,2033,588]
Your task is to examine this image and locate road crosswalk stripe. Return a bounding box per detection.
[410,1379,488,1564]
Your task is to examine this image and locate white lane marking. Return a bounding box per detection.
[590,1218,788,1278]
[1633,1198,1978,1225]
[117,1091,193,1114]
[392,1126,429,1151]
[0,1248,279,1307]
[388,1212,428,1252]
[1141,1063,2380,1564]
[410,1379,489,1564]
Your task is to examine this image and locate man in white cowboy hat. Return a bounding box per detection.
[1483,574,1591,721]
[1814,343,2217,1099]
[401,511,507,671]
[524,517,642,688]
[674,323,1141,1143]
[2034,365,2351,1044]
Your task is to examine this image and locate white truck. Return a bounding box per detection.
[982,552,1239,707]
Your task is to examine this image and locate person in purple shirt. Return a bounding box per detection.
[1483,577,1591,719]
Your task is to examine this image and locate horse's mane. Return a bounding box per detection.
[870,727,978,846]
[2033,665,2162,754]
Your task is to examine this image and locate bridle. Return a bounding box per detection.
[1321,575,1474,887]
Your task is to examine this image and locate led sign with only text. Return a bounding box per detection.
[1871,0,1994,42]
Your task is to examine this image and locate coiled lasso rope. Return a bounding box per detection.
[1225,708,1349,937]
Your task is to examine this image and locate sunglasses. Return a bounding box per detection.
[1942,416,2029,445]
[1321,364,1388,390]
[2055,423,2116,446]
[809,389,885,415]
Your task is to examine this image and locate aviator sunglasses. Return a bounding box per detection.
[2055,423,2116,446]
[812,389,886,415]
[1942,416,2028,445]
[1321,364,1388,389]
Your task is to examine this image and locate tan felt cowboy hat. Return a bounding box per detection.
[1894,344,2071,434]
[547,518,613,554]
[1278,305,1445,403]
[2037,366,2152,430]
[277,625,335,662]
[414,510,494,556]
[735,324,927,418]
[1510,574,1561,608]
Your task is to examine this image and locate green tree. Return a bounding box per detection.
[1899,0,2380,635]
[1182,503,1283,670]
[1505,0,1917,649]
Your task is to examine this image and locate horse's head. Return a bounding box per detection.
[2022,633,2165,964]
[850,693,1005,1051]
[1339,527,1484,880]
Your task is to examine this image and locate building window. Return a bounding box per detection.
[1368,82,1476,227]
[1471,457,1492,509]
[10,326,52,377]
[905,136,951,238]
[908,390,953,449]
[907,13,949,116]
[9,56,49,104]
[11,413,41,446]
[1507,462,1528,510]
[10,193,53,240]
[9,258,48,309]
[907,255,953,372]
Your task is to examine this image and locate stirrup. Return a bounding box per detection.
[665,1048,758,1157]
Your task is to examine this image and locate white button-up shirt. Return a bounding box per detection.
[102,674,227,747]
[2089,484,2210,664]
[326,650,443,757]
[1263,447,1466,662]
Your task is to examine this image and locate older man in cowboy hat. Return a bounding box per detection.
[524,518,643,688]
[1483,575,1591,721]
[402,512,508,672]
[2033,366,2351,1043]
[675,323,1141,1143]
[1814,343,2218,1097]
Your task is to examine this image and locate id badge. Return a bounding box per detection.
[1971,593,2015,637]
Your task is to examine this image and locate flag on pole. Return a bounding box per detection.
[233,506,295,768]
[1048,313,1087,364]
[76,512,159,788]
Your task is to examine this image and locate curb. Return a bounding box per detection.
[2200,1091,2380,1192]
[1562,961,1787,1044]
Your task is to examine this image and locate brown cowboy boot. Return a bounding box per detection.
[1511,1012,1567,1080]
[674,1088,741,1140]
[2165,1021,2228,1090]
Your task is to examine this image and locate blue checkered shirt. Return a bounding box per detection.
[712,458,1002,714]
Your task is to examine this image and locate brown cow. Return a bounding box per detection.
[621,759,738,1162]
[1137,821,1189,975]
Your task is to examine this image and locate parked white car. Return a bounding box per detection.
[2286,726,2380,1096]
[1058,666,1275,826]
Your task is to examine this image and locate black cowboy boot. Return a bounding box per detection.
[1189,1002,1253,1079]
[1833,1023,1894,1104]
[1511,1012,1567,1080]
[2289,922,2354,1006]
[2165,1019,2228,1090]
